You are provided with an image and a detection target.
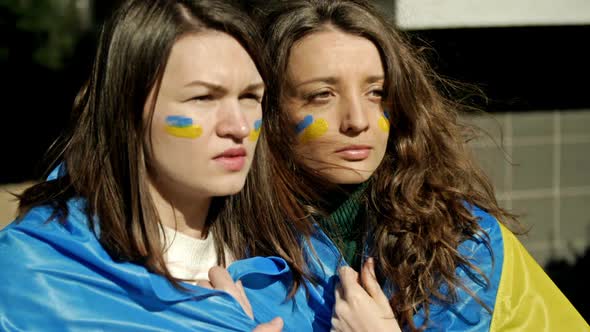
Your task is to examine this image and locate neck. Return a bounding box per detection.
[324,182,367,227]
[148,177,212,239]
[317,181,368,270]
[321,182,367,213]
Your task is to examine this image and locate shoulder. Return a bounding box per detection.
[455,205,504,292]
[455,205,589,332]
[1,204,66,246]
[414,205,504,330]
[0,199,99,329]
[0,198,102,290]
[466,204,503,249]
[0,199,99,279]
[458,205,504,275]
[462,205,506,296]
[2,198,95,244]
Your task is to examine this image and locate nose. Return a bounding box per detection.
[216,99,250,141]
[339,94,369,135]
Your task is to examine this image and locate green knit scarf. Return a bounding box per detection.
[317,182,368,270]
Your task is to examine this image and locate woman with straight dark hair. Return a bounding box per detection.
[255,0,589,331]
[0,1,332,330]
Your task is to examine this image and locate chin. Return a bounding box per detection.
[321,169,373,185]
[206,175,248,197]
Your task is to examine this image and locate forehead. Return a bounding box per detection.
[287,29,383,79]
[163,30,262,85]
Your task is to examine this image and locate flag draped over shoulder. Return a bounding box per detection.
[410,207,589,331]
[0,198,335,332]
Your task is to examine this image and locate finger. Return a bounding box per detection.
[195,279,213,289]
[331,291,354,332]
[252,317,283,332]
[331,315,350,332]
[337,266,362,299]
[335,284,344,303]
[330,316,341,332]
[208,266,236,289]
[236,279,253,319]
[333,285,347,317]
[209,266,251,317]
[360,258,391,312]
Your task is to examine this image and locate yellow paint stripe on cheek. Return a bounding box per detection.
[165,125,203,138]
[378,115,390,132]
[248,130,260,141]
[248,119,262,141]
[300,118,328,143]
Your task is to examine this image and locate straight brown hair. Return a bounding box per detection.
[17,0,308,291]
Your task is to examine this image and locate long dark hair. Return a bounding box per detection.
[17,0,308,291]
[257,0,521,329]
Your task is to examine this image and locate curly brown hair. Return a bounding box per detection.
[256,0,521,329]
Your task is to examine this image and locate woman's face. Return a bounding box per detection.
[147,31,264,198]
[282,29,389,184]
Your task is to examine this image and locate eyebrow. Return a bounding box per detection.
[365,75,385,84]
[294,76,339,88]
[243,82,265,92]
[294,75,385,88]
[184,80,265,93]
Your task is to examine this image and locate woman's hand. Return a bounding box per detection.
[251,317,284,332]
[199,266,283,331]
[331,258,401,332]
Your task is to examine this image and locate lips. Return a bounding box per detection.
[334,145,372,161]
[213,147,247,171]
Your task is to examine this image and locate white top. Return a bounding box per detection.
[162,226,233,283]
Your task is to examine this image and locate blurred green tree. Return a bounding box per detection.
[0,0,90,70]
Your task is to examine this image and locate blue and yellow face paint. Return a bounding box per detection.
[378,110,390,133]
[295,115,328,143]
[165,115,202,139]
[248,119,262,141]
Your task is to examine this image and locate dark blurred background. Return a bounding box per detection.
[0,0,588,321]
[0,0,119,184]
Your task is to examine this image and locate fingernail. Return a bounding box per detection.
[270,317,283,326]
[337,266,346,276]
[368,257,377,279]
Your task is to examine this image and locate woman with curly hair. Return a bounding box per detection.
[256,0,588,330]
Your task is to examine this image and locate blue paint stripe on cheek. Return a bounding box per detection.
[254,119,262,131]
[295,115,314,134]
[383,110,391,120]
[166,115,193,127]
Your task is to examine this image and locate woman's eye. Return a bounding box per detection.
[191,95,214,102]
[369,89,384,98]
[307,91,332,102]
[240,93,262,103]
